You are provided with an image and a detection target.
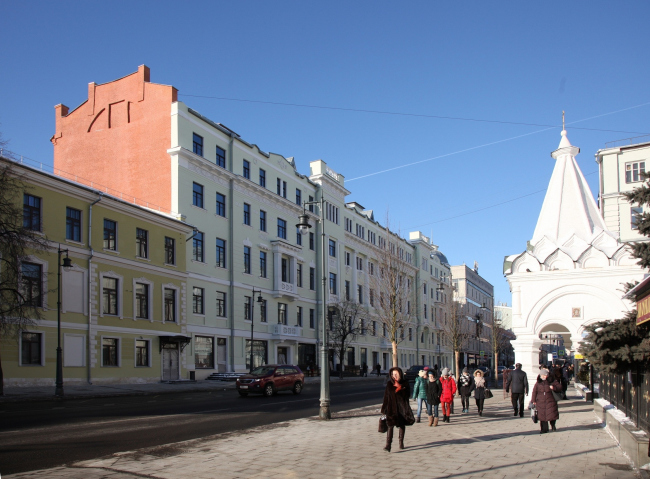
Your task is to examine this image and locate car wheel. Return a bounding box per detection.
[238,390,248,397]
[263,383,275,397]
[292,382,303,395]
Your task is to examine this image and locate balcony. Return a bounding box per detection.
[270,324,302,340]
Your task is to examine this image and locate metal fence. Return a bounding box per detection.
[599,370,650,434]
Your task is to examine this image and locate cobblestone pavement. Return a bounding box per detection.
[6,387,639,479]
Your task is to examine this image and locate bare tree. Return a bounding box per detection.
[328,299,368,379]
[438,282,472,380]
[0,154,49,395]
[488,314,509,386]
[370,218,416,368]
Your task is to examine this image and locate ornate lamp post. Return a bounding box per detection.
[249,288,264,372]
[56,245,73,397]
[296,199,331,420]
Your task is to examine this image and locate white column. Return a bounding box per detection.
[351,250,358,299]
[273,251,282,291]
[511,334,543,407]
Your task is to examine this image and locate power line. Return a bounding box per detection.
[179,93,650,135]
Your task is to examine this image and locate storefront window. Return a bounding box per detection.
[245,340,268,370]
[195,336,214,369]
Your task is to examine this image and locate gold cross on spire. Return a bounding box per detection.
[562,110,565,130]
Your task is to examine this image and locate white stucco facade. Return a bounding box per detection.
[504,130,644,402]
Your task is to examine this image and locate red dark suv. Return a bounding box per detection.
[236,365,304,397]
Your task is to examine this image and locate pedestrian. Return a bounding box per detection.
[531,368,561,434]
[375,364,381,376]
[425,370,442,427]
[505,363,529,417]
[458,367,475,413]
[412,370,428,423]
[380,367,415,452]
[362,362,368,377]
[439,367,457,423]
[473,369,487,416]
[553,367,568,400]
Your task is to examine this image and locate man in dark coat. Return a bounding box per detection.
[531,368,561,433]
[505,363,529,417]
[380,367,415,452]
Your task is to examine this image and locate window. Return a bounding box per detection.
[193,133,203,156]
[135,283,149,319]
[216,238,226,268]
[308,196,314,212]
[345,280,350,300]
[259,210,267,231]
[193,287,204,314]
[135,340,149,367]
[216,193,226,217]
[216,146,226,168]
[356,257,363,271]
[244,296,251,320]
[22,262,42,307]
[260,251,267,278]
[66,207,81,242]
[309,232,315,250]
[370,263,374,275]
[216,291,227,317]
[277,218,287,239]
[164,288,176,322]
[358,285,363,303]
[297,263,303,287]
[21,332,42,365]
[164,237,175,265]
[424,306,427,319]
[309,309,315,328]
[136,228,148,258]
[325,201,339,224]
[296,188,302,206]
[345,252,351,266]
[102,277,118,315]
[243,203,251,225]
[626,161,646,183]
[243,159,250,179]
[193,231,204,262]
[632,207,643,230]
[369,289,374,306]
[409,328,413,341]
[310,267,315,290]
[259,168,266,187]
[246,339,268,370]
[260,299,267,322]
[276,179,287,198]
[329,239,336,257]
[244,246,251,274]
[282,181,287,198]
[278,303,287,325]
[372,321,377,336]
[277,178,281,195]
[193,182,204,208]
[424,283,427,294]
[296,226,303,246]
[345,218,352,232]
[383,324,387,337]
[281,258,289,282]
[297,306,303,327]
[102,338,118,366]
[329,273,337,294]
[195,336,214,369]
[103,219,117,250]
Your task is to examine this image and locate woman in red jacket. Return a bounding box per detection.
[439,368,457,423]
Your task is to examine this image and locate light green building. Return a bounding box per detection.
[1,157,193,386]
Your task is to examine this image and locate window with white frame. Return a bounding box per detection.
[163,286,178,323]
[102,337,119,367]
[626,161,646,183]
[133,278,153,320]
[135,339,150,367]
[21,332,43,365]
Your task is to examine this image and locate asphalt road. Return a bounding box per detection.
[0,379,386,475]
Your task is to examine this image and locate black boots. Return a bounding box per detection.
[513,410,518,417]
[398,427,405,450]
[384,427,393,452]
[416,417,420,423]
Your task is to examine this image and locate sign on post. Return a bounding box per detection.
[552,352,558,359]
[547,353,553,362]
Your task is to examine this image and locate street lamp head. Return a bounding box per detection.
[256,294,264,303]
[296,213,311,235]
[62,255,73,270]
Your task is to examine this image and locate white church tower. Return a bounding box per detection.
[504,126,644,399]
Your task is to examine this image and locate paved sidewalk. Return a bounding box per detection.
[0,374,383,403]
[6,387,639,479]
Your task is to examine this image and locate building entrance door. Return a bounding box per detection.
[277,346,288,364]
[162,344,179,381]
[217,338,227,372]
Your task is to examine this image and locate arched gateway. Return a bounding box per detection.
[504,129,644,401]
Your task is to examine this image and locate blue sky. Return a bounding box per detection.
[2,1,649,303]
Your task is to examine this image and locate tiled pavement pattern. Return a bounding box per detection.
[6,387,639,479]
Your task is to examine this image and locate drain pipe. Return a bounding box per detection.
[87,193,103,384]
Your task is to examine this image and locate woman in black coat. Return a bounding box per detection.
[531,368,562,434]
[425,370,442,426]
[381,367,415,452]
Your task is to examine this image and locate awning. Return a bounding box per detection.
[159,335,192,352]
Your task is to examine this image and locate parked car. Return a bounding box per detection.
[473,366,491,378]
[236,365,304,397]
[405,365,429,382]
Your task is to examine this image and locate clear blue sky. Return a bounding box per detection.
[2,1,649,304]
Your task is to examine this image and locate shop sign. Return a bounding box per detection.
[637,293,650,326]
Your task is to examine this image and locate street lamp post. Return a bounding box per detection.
[296,198,331,420]
[248,288,264,373]
[56,245,73,397]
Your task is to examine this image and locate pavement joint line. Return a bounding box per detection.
[67,464,164,478]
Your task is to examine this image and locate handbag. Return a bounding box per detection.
[484,388,493,399]
[530,405,538,423]
[552,391,563,402]
[378,415,387,433]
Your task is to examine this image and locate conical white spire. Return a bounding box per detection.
[531,129,608,246]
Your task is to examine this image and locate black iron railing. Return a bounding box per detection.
[599,370,650,434]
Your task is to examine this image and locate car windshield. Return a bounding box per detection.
[250,366,276,376]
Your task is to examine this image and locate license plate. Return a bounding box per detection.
[240,385,248,389]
